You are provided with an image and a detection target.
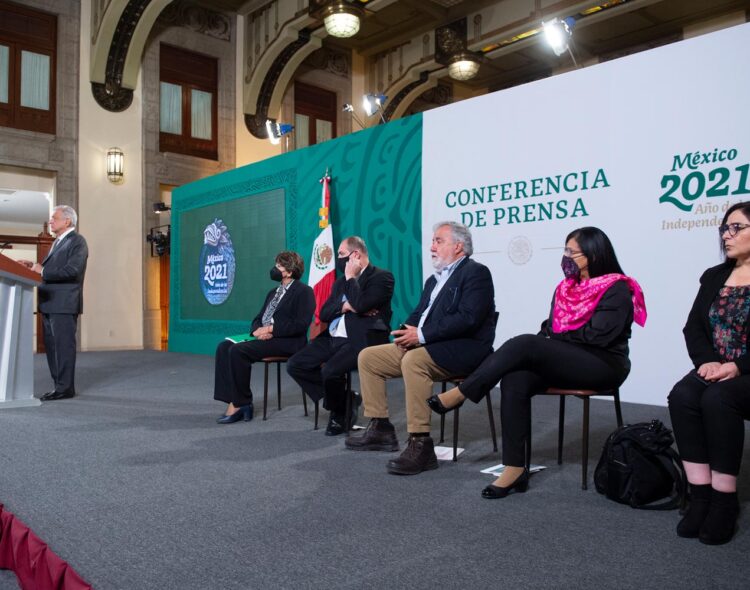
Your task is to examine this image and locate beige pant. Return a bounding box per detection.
[358,343,452,434]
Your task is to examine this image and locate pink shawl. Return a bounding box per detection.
[552,274,647,333]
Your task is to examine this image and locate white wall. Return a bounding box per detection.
[78,0,143,350]
[422,23,750,406]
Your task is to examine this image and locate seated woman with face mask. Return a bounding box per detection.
[427,226,647,498]
[213,251,315,424]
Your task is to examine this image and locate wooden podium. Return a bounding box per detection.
[0,253,42,407]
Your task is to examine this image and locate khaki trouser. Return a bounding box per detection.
[358,343,452,434]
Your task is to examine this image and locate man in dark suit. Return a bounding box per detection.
[21,205,88,401]
[214,250,315,424]
[287,236,395,436]
[345,222,496,475]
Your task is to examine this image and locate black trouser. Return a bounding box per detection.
[668,371,750,476]
[42,313,78,394]
[286,335,358,415]
[213,338,304,407]
[459,334,628,467]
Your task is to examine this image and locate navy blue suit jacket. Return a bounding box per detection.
[406,257,496,375]
[38,231,88,315]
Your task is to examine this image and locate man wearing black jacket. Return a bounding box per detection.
[345,222,496,474]
[287,236,394,436]
[21,205,88,401]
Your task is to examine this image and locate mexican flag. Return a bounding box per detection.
[308,172,335,324]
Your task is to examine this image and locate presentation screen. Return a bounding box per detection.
[178,188,285,322]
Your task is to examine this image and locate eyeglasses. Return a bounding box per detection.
[718,223,750,237]
[563,247,583,257]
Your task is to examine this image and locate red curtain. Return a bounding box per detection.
[0,504,92,590]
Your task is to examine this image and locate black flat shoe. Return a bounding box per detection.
[481,470,530,499]
[217,404,253,424]
[426,394,464,415]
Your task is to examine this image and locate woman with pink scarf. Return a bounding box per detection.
[427,226,647,499]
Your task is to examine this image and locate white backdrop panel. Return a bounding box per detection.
[422,23,750,406]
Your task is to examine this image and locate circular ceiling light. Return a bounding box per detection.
[323,2,362,39]
[448,53,481,81]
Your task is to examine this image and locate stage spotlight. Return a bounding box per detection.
[543,17,575,57]
[362,93,387,123]
[342,104,365,128]
[265,119,294,145]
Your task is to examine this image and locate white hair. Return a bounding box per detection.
[54,205,77,227]
[433,221,473,256]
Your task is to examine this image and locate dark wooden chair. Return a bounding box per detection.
[437,376,498,461]
[525,387,623,490]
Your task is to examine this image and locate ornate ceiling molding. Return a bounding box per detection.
[90,0,174,112]
[159,1,232,41]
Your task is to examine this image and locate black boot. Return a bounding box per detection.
[386,435,438,475]
[676,483,711,538]
[345,418,399,451]
[699,489,739,545]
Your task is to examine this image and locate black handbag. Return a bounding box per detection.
[594,419,686,510]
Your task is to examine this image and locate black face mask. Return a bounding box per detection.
[561,255,581,280]
[270,266,283,282]
[336,255,350,275]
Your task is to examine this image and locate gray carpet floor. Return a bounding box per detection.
[0,350,748,590]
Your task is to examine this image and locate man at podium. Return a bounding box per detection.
[19,205,88,401]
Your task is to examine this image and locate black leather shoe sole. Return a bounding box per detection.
[345,438,399,451]
[386,456,438,475]
[41,390,75,401]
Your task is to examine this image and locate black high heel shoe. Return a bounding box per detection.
[481,469,530,499]
[217,404,253,424]
[426,394,464,415]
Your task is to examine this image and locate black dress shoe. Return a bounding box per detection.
[387,435,438,475]
[41,390,75,401]
[481,469,530,499]
[345,419,399,451]
[325,414,346,436]
[217,404,253,424]
[426,394,464,415]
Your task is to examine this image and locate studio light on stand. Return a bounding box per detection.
[146,225,171,257]
[265,119,294,146]
[322,2,363,38]
[342,103,366,128]
[106,147,124,184]
[542,16,578,67]
[447,52,481,81]
[362,93,387,124]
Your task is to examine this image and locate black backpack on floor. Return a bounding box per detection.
[594,419,686,510]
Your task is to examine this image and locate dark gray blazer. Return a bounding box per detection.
[38,231,88,315]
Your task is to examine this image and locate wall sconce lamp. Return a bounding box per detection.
[106,147,124,184]
[323,2,363,38]
[265,119,294,145]
[153,202,171,214]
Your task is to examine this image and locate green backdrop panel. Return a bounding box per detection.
[169,114,423,354]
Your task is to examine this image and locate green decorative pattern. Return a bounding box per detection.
[170,113,423,354]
